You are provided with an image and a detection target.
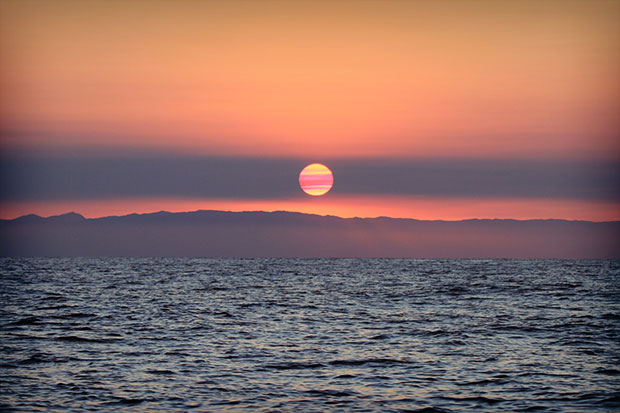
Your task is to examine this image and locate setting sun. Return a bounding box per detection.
[299,163,334,196]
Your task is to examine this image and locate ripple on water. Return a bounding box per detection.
[0,258,618,411]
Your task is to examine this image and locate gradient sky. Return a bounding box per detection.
[1,0,618,220]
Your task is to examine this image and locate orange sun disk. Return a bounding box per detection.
[299,163,334,196]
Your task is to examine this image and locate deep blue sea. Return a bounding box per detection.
[1,258,619,412]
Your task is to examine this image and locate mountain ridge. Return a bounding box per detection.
[1,210,618,258]
[3,209,617,224]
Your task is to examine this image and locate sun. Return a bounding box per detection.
[299,163,334,196]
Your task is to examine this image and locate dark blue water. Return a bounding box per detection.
[1,258,619,411]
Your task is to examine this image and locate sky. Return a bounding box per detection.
[1,0,619,221]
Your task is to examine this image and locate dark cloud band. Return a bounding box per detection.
[1,153,618,202]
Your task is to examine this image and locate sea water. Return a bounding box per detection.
[1,258,619,411]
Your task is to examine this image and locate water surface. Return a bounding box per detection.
[1,258,619,411]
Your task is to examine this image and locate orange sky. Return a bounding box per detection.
[0,0,618,220]
[2,0,618,158]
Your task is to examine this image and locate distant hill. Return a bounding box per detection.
[0,210,618,258]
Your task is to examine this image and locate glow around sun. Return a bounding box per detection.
[299,163,334,196]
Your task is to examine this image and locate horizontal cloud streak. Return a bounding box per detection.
[1,153,618,202]
[335,159,620,201]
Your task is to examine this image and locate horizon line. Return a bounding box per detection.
[4,209,619,224]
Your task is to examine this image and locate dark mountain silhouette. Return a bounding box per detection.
[0,210,618,258]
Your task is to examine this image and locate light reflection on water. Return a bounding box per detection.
[0,258,619,411]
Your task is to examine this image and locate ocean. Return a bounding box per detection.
[1,258,619,411]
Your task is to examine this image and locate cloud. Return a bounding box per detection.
[1,152,618,202]
[333,158,620,201]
